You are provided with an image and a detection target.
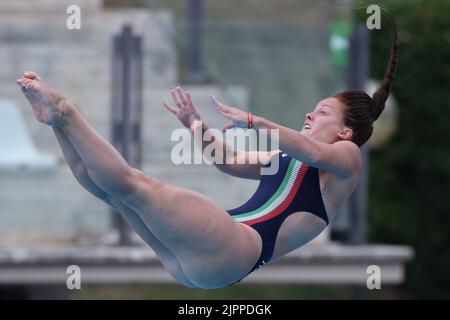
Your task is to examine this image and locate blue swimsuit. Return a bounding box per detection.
[227,151,329,281]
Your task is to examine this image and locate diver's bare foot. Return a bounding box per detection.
[17,71,69,126]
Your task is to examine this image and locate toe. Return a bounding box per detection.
[26,81,39,92]
[22,78,32,89]
[24,71,41,81]
[20,78,38,92]
[18,78,29,90]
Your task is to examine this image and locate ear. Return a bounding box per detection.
[337,127,353,141]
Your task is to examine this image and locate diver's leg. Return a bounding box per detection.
[18,75,262,288]
[21,72,196,287]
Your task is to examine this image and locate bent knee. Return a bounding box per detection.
[162,258,198,288]
[180,258,244,289]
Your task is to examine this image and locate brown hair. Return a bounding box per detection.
[333,17,399,147]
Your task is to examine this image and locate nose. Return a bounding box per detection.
[306,112,314,121]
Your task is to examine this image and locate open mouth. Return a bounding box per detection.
[304,124,311,130]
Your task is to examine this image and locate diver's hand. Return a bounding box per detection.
[210,96,250,132]
[164,86,202,132]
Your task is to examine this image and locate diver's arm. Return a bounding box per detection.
[195,122,276,180]
[253,116,362,178]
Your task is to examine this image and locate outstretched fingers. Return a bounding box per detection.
[210,96,232,119]
[170,87,183,108]
[185,90,194,108]
[170,85,190,108]
[210,95,231,113]
[176,86,188,106]
[163,101,178,115]
[166,85,198,113]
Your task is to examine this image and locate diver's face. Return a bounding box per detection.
[300,97,352,144]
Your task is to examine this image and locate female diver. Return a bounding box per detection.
[16,22,397,289]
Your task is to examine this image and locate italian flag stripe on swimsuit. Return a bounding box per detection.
[231,159,309,225]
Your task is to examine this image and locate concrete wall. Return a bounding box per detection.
[0,1,330,245]
[0,1,262,245]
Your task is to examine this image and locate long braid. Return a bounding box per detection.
[333,13,399,146]
[371,14,399,121]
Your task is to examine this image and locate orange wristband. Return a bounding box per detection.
[248,112,253,129]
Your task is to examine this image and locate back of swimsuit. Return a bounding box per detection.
[227,151,329,279]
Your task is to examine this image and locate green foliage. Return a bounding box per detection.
[359,0,450,298]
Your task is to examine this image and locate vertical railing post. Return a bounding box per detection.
[111,25,143,246]
[347,23,370,300]
[187,0,205,82]
[347,24,370,245]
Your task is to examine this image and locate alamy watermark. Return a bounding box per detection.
[366,4,381,30]
[66,265,81,290]
[320,1,384,30]
[170,121,280,175]
[366,265,381,290]
[66,5,81,30]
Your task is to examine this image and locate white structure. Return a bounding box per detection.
[0,99,57,171]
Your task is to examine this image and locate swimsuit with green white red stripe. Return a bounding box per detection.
[227,151,329,279]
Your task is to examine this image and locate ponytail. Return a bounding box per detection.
[371,15,399,121]
[333,14,399,146]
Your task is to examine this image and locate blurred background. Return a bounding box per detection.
[0,0,448,299]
